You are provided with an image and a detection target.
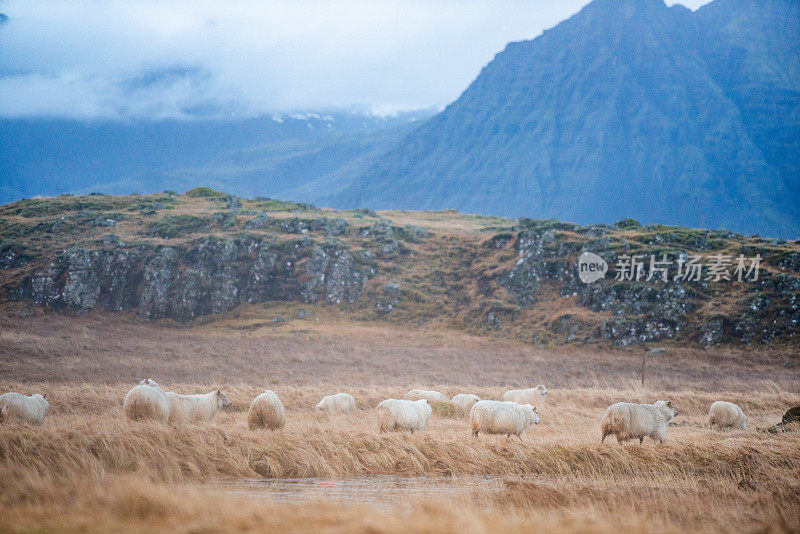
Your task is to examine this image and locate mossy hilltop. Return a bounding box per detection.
[1,189,799,348]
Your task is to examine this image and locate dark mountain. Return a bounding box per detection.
[327,0,800,238]
[0,111,431,205]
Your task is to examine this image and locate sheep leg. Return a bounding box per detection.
[639,437,644,444]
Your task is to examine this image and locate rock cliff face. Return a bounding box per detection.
[498,220,799,346]
[1,192,798,348]
[11,236,369,322]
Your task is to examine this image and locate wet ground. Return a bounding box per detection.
[216,475,511,507]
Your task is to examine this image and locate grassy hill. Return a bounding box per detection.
[1,189,799,349]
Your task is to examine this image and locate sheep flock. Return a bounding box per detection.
[1,382,774,447]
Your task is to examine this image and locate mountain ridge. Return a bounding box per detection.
[325,0,800,238]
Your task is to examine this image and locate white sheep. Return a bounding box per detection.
[470,400,540,439]
[377,399,432,433]
[123,380,170,422]
[0,392,50,425]
[501,385,548,406]
[315,393,356,413]
[248,390,286,430]
[601,400,678,444]
[139,378,164,390]
[404,389,449,403]
[451,393,481,413]
[165,389,232,424]
[708,401,747,430]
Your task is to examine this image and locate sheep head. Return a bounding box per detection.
[216,390,232,409]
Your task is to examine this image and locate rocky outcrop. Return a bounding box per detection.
[376,283,402,314]
[779,252,800,273]
[498,222,799,347]
[277,217,350,236]
[729,275,800,345]
[0,243,29,269]
[139,247,178,319]
[1,191,797,348]
[501,227,578,306]
[699,316,727,349]
[12,235,370,322]
[300,242,367,305]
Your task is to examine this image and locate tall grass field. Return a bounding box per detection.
[1,310,798,532]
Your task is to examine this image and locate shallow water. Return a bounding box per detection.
[216,475,510,506]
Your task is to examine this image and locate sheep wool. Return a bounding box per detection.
[123,383,170,423]
[166,390,232,424]
[377,399,432,433]
[139,378,165,392]
[315,393,356,413]
[451,393,481,413]
[248,390,286,430]
[470,400,540,438]
[501,385,548,406]
[0,392,50,425]
[601,400,678,444]
[708,401,747,429]
[404,389,449,403]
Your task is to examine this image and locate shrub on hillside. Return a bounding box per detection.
[185,187,228,199]
[148,214,212,238]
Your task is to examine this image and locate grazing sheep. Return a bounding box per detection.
[124,382,170,423]
[501,385,548,406]
[139,378,164,391]
[166,389,232,424]
[451,393,481,413]
[248,390,286,430]
[601,400,678,444]
[0,392,50,425]
[708,401,747,430]
[405,389,449,403]
[315,393,356,413]
[470,400,540,439]
[377,399,432,433]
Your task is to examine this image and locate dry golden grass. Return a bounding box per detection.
[4,473,743,534]
[376,209,513,235]
[1,309,799,532]
[1,382,798,532]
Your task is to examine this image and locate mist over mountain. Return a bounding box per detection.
[0,111,431,205]
[326,0,800,238]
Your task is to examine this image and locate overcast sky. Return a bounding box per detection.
[0,0,712,120]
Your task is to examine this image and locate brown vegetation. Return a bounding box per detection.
[1,309,799,532]
[1,381,798,532]
[2,307,797,390]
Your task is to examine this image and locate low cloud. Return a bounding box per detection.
[0,0,711,119]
